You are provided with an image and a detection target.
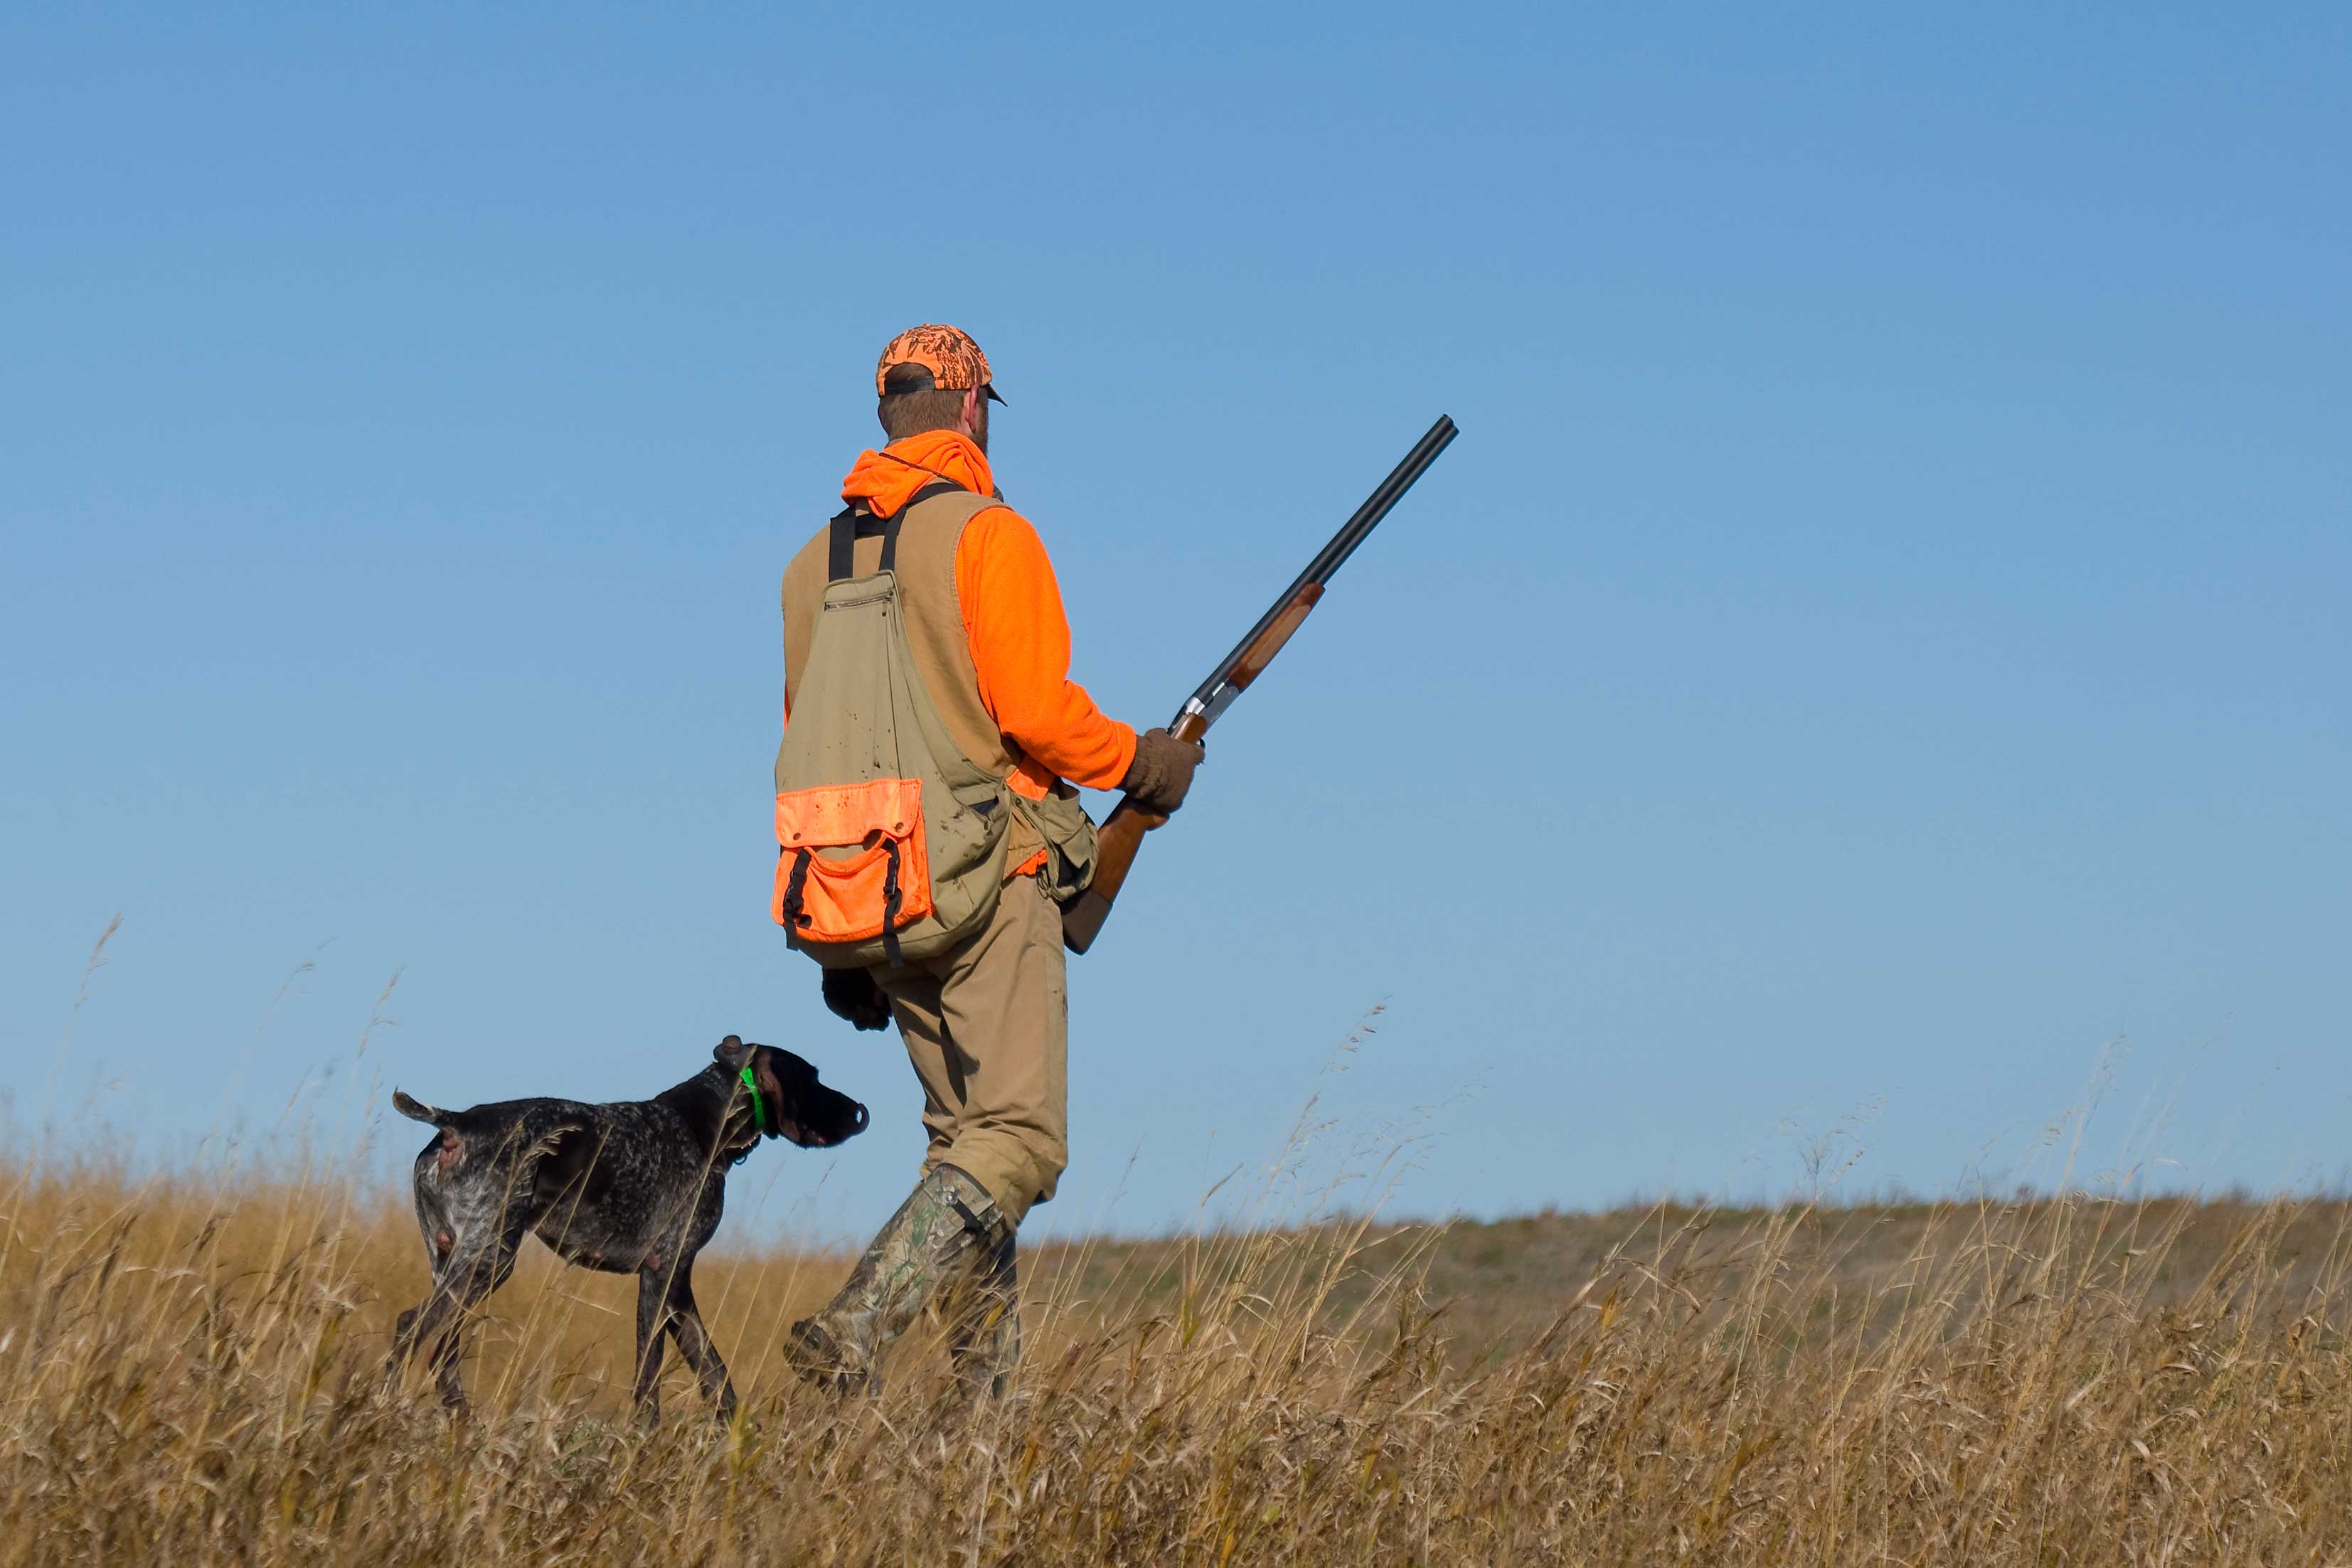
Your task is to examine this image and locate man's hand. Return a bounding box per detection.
[821,967,893,1031]
[1120,727,1205,816]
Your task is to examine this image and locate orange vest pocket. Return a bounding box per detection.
[772,779,935,950]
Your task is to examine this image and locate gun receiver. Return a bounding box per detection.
[1062,415,1458,954]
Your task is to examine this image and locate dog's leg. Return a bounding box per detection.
[426,1316,469,1409]
[632,1263,673,1422]
[661,1262,738,1423]
[388,1196,533,1411]
[387,1189,450,1390]
[387,1304,429,1383]
[388,1284,471,1408]
[389,1278,473,1406]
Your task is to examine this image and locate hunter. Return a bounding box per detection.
[772,324,1201,1393]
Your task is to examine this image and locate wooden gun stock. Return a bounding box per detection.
[1059,415,1455,955]
[1058,717,1197,956]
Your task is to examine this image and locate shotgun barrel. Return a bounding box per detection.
[1061,415,1459,954]
[1175,415,1458,736]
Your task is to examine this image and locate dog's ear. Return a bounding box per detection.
[713,1035,752,1070]
[750,1045,806,1139]
[754,1045,868,1148]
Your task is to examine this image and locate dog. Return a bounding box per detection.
[384,1034,867,1420]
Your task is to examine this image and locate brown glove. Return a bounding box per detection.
[821,966,893,1032]
[1120,727,1205,815]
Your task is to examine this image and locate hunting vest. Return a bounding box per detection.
[774,483,1095,968]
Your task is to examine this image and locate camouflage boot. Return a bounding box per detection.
[787,1163,1009,1394]
[948,1224,1021,1401]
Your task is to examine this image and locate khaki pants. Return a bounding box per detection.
[872,873,1067,1225]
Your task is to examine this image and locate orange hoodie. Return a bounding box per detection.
[831,430,1138,802]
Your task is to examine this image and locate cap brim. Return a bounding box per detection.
[984,384,1007,405]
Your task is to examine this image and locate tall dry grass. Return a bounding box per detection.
[7,1138,2352,1564]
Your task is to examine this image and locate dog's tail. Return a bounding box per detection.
[392,1089,449,1126]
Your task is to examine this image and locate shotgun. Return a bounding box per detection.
[1062,414,1459,954]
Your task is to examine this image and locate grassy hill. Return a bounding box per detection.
[1034,1194,2352,1361]
[6,1161,2352,1562]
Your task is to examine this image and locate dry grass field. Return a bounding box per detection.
[9,1134,2352,1564]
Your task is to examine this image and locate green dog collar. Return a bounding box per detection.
[740,1064,769,1138]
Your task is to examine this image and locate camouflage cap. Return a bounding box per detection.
[875,324,1007,404]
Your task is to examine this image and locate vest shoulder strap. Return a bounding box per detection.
[825,508,856,581]
[828,482,974,582]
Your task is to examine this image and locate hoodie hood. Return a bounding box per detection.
[840,430,994,518]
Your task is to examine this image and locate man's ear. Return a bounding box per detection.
[713,1035,751,1070]
[958,383,984,434]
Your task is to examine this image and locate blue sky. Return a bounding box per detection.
[4,4,2346,1240]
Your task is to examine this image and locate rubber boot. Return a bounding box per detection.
[787,1163,1009,1394]
[948,1224,1020,1401]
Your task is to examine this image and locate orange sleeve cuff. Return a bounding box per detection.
[954,506,1137,792]
[1100,721,1139,791]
